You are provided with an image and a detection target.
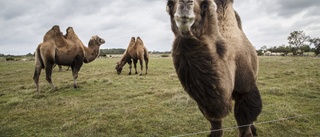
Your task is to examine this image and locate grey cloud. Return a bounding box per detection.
[0,0,319,55]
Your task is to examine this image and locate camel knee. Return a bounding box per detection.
[233,89,262,124]
[233,89,262,137]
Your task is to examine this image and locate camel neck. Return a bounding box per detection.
[216,3,240,38]
[83,45,99,63]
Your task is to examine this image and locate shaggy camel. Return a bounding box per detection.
[115,37,149,75]
[166,0,262,137]
[33,25,105,92]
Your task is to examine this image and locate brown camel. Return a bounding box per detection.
[33,25,105,92]
[115,37,149,75]
[166,0,262,137]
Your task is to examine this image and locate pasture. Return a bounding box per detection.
[0,56,319,137]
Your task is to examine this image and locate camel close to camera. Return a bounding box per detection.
[166,0,262,136]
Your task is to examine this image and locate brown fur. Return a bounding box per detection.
[167,0,262,137]
[115,37,149,76]
[33,25,105,92]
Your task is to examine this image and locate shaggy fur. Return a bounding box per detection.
[115,37,149,75]
[33,25,105,92]
[167,0,262,137]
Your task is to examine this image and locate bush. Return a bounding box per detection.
[161,54,169,57]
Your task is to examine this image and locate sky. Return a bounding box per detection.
[1,0,320,55]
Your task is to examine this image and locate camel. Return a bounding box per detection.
[33,25,105,92]
[56,65,70,72]
[115,37,149,75]
[166,0,262,137]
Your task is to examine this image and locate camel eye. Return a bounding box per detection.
[167,0,174,10]
[200,1,208,16]
[201,1,208,11]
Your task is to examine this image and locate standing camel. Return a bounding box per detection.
[33,25,105,92]
[166,0,262,137]
[115,37,149,75]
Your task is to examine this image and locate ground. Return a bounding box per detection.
[0,56,319,136]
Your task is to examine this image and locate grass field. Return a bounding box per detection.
[0,56,319,137]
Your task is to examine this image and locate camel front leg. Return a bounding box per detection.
[133,59,138,74]
[45,63,57,91]
[128,60,132,75]
[208,120,223,137]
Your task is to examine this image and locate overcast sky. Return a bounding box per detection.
[1,0,319,55]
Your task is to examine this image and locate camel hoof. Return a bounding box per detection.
[50,87,58,92]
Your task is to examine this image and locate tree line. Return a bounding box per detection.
[98,49,171,57]
[257,30,320,56]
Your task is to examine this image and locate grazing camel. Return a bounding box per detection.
[115,37,149,75]
[166,0,262,137]
[33,25,105,92]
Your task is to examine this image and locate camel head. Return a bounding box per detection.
[167,0,218,37]
[89,35,105,46]
[83,35,105,63]
[115,61,123,75]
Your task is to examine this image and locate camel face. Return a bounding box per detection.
[115,62,123,75]
[167,0,217,35]
[91,35,105,45]
[173,0,196,32]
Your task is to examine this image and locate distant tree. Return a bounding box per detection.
[309,38,320,55]
[26,53,34,56]
[300,45,311,52]
[260,45,267,51]
[288,30,310,55]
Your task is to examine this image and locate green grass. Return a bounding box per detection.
[0,56,319,137]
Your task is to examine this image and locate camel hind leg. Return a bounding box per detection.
[144,55,148,74]
[33,64,43,92]
[233,85,262,137]
[138,58,144,76]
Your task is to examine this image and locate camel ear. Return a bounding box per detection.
[212,1,217,11]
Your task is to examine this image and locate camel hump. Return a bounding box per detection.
[52,25,60,30]
[43,25,62,42]
[127,37,135,48]
[136,37,144,45]
[65,27,79,40]
[131,37,136,42]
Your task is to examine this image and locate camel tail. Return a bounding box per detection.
[143,47,149,59]
[35,45,44,69]
[33,44,45,92]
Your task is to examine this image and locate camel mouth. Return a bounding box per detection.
[174,15,195,31]
[100,39,106,44]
